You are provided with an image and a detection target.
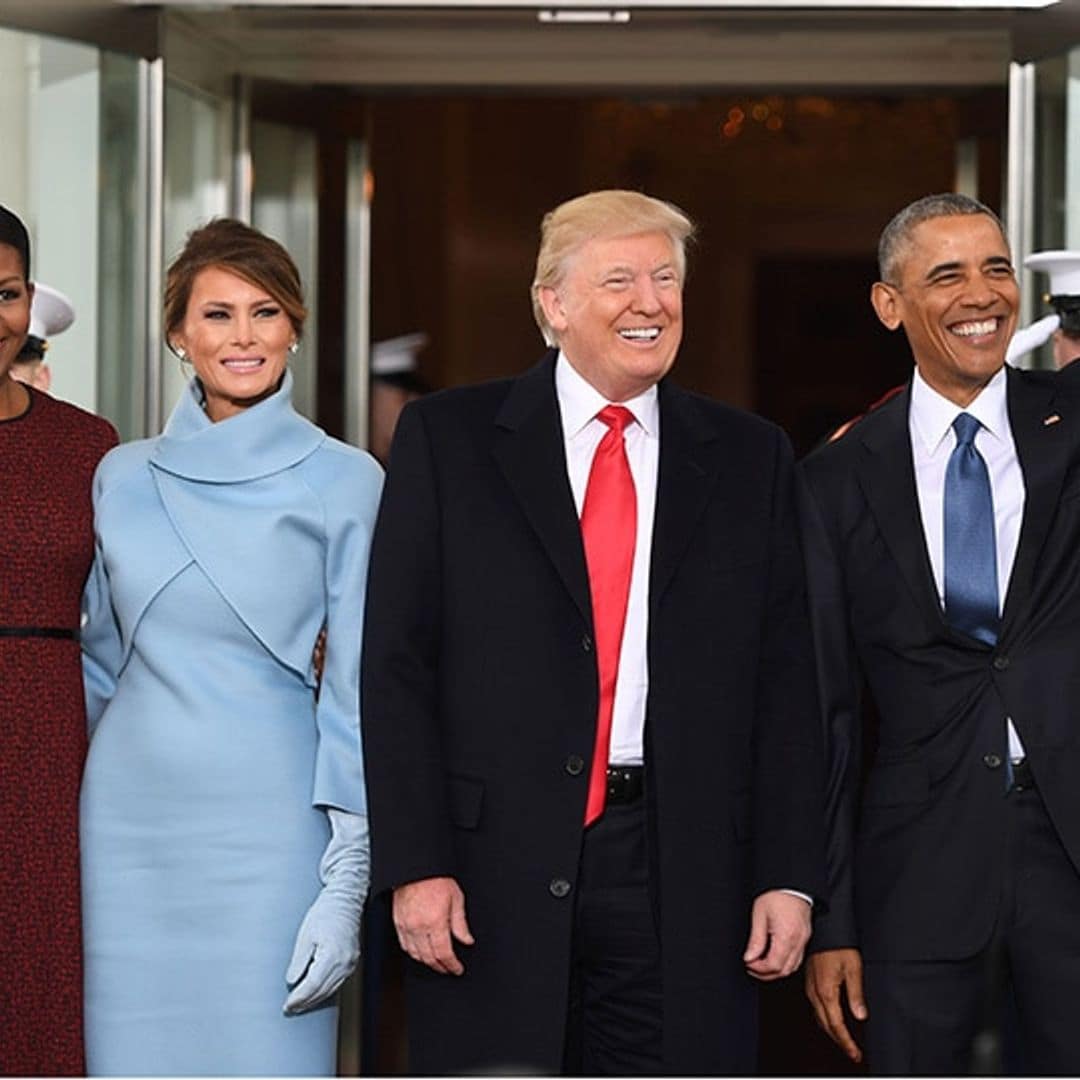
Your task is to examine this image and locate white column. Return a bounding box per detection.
[344,138,372,450]
[1007,61,1036,334]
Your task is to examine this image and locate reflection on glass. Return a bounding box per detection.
[252,119,319,422]
[163,79,230,421]
[98,49,144,441]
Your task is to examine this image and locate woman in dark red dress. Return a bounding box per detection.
[0,205,118,1075]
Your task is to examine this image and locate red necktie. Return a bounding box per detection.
[580,405,637,826]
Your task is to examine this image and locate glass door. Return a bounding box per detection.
[251,119,320,422]
[1007,46,1080,367]
[0,26,148,438]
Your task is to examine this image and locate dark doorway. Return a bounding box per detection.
[754,256,915,458]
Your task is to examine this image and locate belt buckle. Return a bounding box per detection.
[605,766,642,804]
[1010,758,1035,793]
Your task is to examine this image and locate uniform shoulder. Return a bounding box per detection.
[802,416,867,471]
[800,386,905,485]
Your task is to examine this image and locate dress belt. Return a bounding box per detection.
[0,626,79,640]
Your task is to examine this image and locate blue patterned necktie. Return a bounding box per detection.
[944,412,999,646]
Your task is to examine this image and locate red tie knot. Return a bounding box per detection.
[598,405,635,434]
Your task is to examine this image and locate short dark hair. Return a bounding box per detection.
[164,218,306,343]
[0,205,31,281]
[878,193,1007,284]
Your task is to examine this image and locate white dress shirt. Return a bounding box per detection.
[555,352,657,767]
[556,353,812,904]
[909,365,1026,761]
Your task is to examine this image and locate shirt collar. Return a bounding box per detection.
[910,364,1009,455]
[554,351,659,440]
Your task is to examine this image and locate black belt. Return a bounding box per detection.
[606,765,644,805]
[1010,758,1036,793]
[0,626,79,640]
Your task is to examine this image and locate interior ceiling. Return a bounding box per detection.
[4,0,1080,89]
[163,0,1080,91]
[165,8,1014,89]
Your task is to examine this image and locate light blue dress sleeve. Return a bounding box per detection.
[310,449,385,813]
[81,468,123,736]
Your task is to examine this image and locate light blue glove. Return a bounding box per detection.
[283,807,370,1014]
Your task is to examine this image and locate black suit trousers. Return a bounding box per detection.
[864,783,1080,1075]
[562,798,663,1076]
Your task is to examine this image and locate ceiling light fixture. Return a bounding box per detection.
[538,9,631,21]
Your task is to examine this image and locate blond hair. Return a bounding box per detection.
[531,190,695,345]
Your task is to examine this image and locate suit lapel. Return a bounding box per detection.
[649,382,725,608]
[1000,367,1068,641]
[856,384,950,636]
[492,352,593,626]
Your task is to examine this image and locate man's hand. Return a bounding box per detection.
[743,890,812,981]
[392,876,474,976]
[804,948,867,1064]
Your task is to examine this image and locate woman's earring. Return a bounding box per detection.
[173,344,187,362]
[289,341,299,356]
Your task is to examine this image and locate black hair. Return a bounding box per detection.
[0,205,31,281]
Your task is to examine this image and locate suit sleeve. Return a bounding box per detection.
[81,466,124,737]
[751,429,827,904]
[311,453,384,814]
[361,403,455,895]
[796,464,862,952]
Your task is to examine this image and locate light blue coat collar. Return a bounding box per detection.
[151,370,325,482]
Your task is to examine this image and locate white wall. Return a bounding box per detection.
[0,30,31,215]
[32,37,100,411]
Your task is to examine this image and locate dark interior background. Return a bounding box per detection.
[255,85,1005,449]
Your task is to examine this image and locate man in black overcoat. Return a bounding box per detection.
[361,189,825,1075]
[801,193,1080,1074]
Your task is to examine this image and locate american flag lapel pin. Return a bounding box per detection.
[1044,414,1062,426]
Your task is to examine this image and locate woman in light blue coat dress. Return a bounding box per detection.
[80,220,383,1076]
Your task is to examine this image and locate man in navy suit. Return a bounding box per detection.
[361,189,825,1074]
[801,192,1080,1073]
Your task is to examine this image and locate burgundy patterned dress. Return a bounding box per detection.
[0,386,117,1076]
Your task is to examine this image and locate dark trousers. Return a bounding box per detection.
[864,784,1080,1075]
[562,798,663,1076]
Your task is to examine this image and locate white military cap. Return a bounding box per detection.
[1025,250,1080,298]
[29,282,76,340]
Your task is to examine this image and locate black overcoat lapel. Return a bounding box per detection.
[649,381,728,609]
[491,353,592,626]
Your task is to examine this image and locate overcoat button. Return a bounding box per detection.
[983,752,1003,769]
[565,754,585,776]
[992,655,1010,672]
[549,878,572,899]
[581,634,593,653]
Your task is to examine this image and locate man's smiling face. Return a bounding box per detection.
[872,213,1018,407]
[538,230,683,403]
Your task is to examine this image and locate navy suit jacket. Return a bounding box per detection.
[800,363,1080,961]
